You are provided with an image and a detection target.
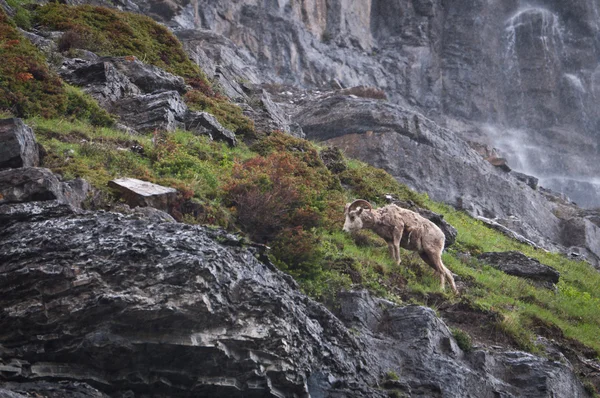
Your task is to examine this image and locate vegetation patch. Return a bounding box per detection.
[33,3,255,135]
[0,8,66,118]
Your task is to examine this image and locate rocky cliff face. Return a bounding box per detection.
[118,0,600,208]
[189,0,600,210]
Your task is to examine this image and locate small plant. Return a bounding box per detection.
[384,370,400,381]
[451,327,474,353]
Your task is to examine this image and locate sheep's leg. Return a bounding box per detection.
[386,241,396,260]
[433,253,458,294]
[392,225,404,265]
[420,252,458,294]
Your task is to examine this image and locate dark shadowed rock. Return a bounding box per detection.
[0,167,89,209]
[0,205,384,398]
[185,111,237,146]
[478,251,560,288]
[111,91,187,132]
[0,118,39,170]
[0,381,109,398]
[108,177,177,211]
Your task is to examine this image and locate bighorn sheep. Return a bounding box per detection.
[343,200,458,294]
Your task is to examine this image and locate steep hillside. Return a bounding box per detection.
[0,2,599,397]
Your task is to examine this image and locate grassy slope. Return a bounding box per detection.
[1,4,599,392]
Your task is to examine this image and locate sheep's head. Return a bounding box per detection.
[343,200,373,233]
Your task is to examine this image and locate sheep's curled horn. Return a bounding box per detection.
[347,199,373,212]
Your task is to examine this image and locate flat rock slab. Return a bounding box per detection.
[478,251,560,288]
[0,118,39,170]
[108,177,177,211]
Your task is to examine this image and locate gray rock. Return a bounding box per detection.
[18,30,57,56]
[0,167,89,210]
[106,56,187,94]
[108,177,178,211]
[478,251,560,288]
[111,91,187,132]
[0,205,384,398]
[561,216,600,270]
[511,171,539,190]
[185,111,237,146]
[0,0,13,15]
[0,382,109,398]
[61,60,141,107]
[0,118,39,170]
[336,291,588,398]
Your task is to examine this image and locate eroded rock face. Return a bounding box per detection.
[144,0,600,207]
[0,203,383,397]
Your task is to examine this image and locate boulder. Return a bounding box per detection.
[478,251,560,288]
[561,216,600,270]
[0,118,39,170]
[335,291,587,398]
[61,57,187,106]
[108,177,177,211]
[185,111,237,146]
[0,207,384,398]
[511,171,539,190]
[107,56,187,94]
[111,91,187,132]
[61,60,141,107]
[0,381,109,398]
[0,167,89,209]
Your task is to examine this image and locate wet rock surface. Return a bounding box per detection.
[478,251,561,289]
[0,203,382,398]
